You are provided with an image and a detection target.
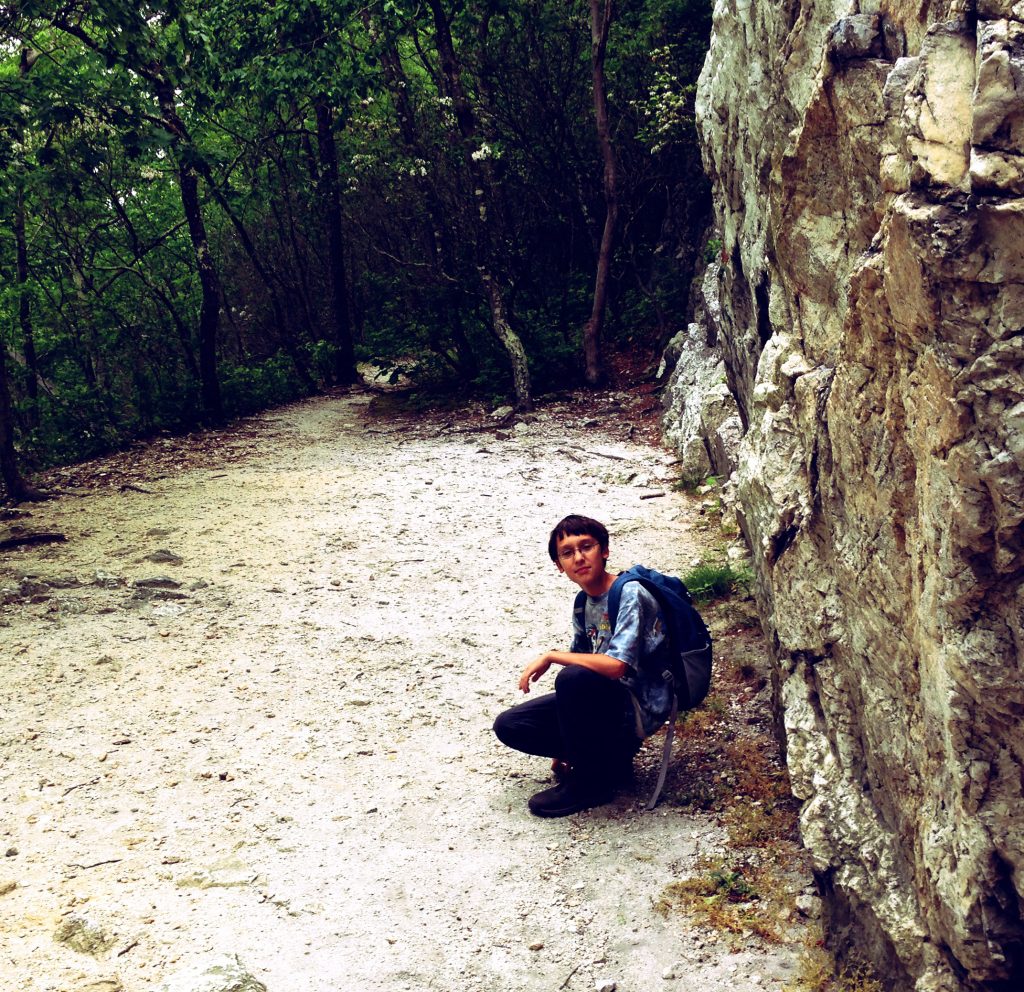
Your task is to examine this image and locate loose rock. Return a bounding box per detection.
[146,550,184,565]
[157,953,267,992]
[175,856,257,890]
[54,915,116,956]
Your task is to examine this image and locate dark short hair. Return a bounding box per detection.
[548,515,609,563]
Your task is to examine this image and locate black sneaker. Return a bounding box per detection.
[527,778,614,818]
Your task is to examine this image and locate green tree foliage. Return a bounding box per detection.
[0,0,711,495]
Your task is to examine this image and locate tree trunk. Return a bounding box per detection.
[481,270,531,410]
[427,0,532,409]
[268,153,318,340]
[314,100,357,385]
[126,268,201,381]
[15,49,39,425]
[154,80,222,421]
[0,345,43,502]
[106,184,201,380]
[176,160,222,420]
[69,256,109,394]
[368,15,479,381]
[584,0,619,387]
[41,13,223,415]
[14,184,39,427]
[197,166,316,391]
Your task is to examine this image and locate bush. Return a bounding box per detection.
[221,353,306,417]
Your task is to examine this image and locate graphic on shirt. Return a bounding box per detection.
[586,610,612,652]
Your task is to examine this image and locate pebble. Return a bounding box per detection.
[93,570,125,588]
[146,550,183,565]
[595,982,617,992]
[134,576,182,590]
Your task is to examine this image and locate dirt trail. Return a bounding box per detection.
[1,389,813,992]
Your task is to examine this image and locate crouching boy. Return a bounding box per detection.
[493,514,672,817]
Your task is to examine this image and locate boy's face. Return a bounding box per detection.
[553,532,609,588]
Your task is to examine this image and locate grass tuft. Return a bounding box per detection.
[784,932,886,992]
[682,559,752,602]
[656,857,784,943]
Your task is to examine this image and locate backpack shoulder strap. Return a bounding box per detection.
[572,588,587,632]
[609,566,679,639]
[607,566,641,633]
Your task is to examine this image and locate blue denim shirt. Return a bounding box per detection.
[571,582,674,737]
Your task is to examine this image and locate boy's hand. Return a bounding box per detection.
[519,654,552,693]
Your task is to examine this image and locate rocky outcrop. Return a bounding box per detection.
[667,1,1024,989]
[661,266,744,482]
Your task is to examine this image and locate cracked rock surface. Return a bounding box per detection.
[674,1,1024,988]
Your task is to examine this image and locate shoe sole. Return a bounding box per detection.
[528,794,614,818]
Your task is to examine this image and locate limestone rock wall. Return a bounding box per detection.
[661,265,744,482]
[673,1,1024,988]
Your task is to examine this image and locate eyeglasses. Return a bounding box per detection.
[556,541,600,562]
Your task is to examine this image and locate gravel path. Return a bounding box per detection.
[0,389,816,992]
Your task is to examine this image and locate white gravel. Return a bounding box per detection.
[0,390,812,991]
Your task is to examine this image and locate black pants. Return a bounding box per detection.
[492,666,640,786]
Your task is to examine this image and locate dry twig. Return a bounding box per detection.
[62,777,100,797]
[0,531,66,550]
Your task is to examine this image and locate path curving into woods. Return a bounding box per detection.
[1,389,814,992]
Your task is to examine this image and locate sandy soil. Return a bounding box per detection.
[0,388,816,992]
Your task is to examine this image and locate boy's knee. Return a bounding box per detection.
[555,664,603,694]
[493,709,514,745]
